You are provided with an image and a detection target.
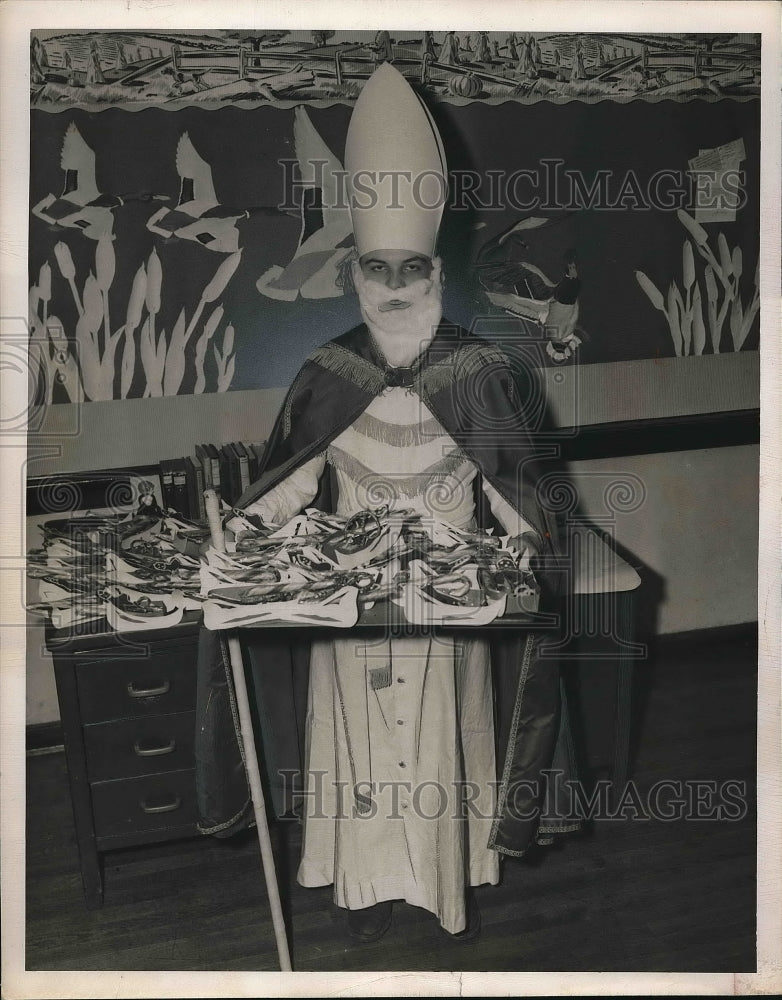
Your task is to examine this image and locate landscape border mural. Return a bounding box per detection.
[29,30,760,404]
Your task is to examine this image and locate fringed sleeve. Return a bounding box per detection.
[242,451,327,525]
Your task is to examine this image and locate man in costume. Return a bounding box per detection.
[195,63,578,944]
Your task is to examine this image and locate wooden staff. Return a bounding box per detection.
[203,489,292,971]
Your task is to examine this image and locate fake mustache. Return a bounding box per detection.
[353,261,442,313]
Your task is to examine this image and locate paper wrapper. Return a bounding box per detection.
[203,585,360,630]
[392,561,508,626]
[200,509,539,630]
[392,588,507,626]
[104,590,185,633]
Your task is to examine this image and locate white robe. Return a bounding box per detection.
[246,386,537,933]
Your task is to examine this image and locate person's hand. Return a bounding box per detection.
[506,531,543,562]
[224,509,267,536]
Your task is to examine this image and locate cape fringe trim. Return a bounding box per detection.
[307,339,510,415]
[417,343,510,401]
[352,411,446,447]
[327,444,470,499]
[283,367,309,439]
[310,343,386,396]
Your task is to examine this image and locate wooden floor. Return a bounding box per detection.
[26,626,757,973]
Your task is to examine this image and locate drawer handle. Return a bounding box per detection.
[133,739,176,758]
[127,680,170,699]
[139,795,181,815]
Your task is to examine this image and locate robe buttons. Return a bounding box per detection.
[396,719,404,726]
[399,761,406,768]
[397,677,405,684]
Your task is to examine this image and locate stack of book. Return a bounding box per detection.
[159,441,266,522]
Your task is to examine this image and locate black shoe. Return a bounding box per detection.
[347,901,393,943]
[442,891,481,941]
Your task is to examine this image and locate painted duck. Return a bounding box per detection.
[32,123,167,241]
[147,132,290,254]
[479,228,584,363]
[31,124,123,240]
[257,107,355,300]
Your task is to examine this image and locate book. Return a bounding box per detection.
[185,456,206,523]
[171,458,189,518]
[195,444,214,489]
[232,441,251,498]
[242,441,259,484]
[217,444,236,505]
[204,443,221,497]
[159,459,176,512]
[193,456,207,521]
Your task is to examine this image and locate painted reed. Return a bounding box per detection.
[635,210,759,356]
[30,239,239,401]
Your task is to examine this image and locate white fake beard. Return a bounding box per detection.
[353,260,443,367]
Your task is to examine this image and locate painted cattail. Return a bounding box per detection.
[120,328,135,399]
[53,241,76,281]
[29,285,41,323]
[203,303,224,341]
[730,295,744,350]
[217,354,235,393]
[126,264,147,332]
[163,308,187,396]
[82,273,103,335]
[667,282,683,356]
[156,327,168,371]
[704,265,718,306]
[38,262,51,303]
[75,313,101,400]
[95,234,115,292]
[140,316,156,387]
[717,233,732,278]
[731,246,743,283]
[704,265,720,353]
[54,240,82,315]
[635,270,665,312]
[214,322,235,391]
[202,250,242,303]
[146,248,162,315]
[193,305,223,394]
[222,323,234,359]
[682,240,695,291]
[676,209,709,247]
[691,284,706,355]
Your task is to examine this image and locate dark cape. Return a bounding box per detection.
[195,320,581,855]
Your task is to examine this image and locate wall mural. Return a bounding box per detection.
[28,30,760,403]
[30,30,760,109]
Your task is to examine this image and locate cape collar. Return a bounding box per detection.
[342,319,464,387]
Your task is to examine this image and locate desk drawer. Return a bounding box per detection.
[91,769,198,840]
[76,644,198,723]
[84,711,196,781]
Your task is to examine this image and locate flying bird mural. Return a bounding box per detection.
[31,123,164,241]
[146,132,292,254]
[257,107,355,300]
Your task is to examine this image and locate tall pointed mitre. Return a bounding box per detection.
[345,62,448,258]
